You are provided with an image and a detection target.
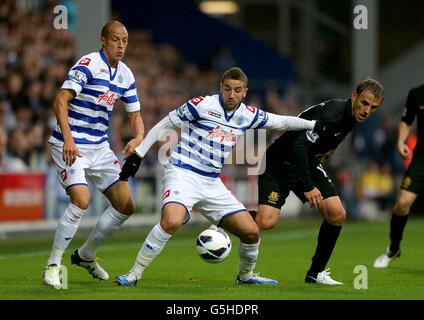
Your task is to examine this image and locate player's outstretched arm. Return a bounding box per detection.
[119,114,178,181]
[263,113,324,132]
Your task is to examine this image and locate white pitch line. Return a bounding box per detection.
[0,228,318,261]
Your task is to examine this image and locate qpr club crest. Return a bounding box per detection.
[117,74,124,84]
[233,115,246,126]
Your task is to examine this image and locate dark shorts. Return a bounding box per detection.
[400,154,424,194]
[258,162,338,209]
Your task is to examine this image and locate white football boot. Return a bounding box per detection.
[373,247,401,268]
[43,264,61,287]
[236,273,279,285]
[306,268,343,285]
[71,249,109,280]
[115,272,141,286]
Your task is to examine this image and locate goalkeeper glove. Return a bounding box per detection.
[119,152,143,181]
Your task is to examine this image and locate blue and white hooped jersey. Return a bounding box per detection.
[49,49,140,146]
[168,94,269,178]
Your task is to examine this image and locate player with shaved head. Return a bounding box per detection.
[43,21,144,287]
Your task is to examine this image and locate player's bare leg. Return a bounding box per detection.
[115,203,186,286]
[221,211,278,285]
[374,189,417,268]
[254,204,281,230]
[305,196,345,285]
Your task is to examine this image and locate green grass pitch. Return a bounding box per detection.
[1,216,424,300]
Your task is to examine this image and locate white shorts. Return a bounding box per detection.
[50,143,121,193]
[161,164,246,225]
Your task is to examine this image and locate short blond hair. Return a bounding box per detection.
[356,78,384,101]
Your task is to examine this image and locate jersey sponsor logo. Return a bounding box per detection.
[206,125,237,142]
[98,90,117,106]
[246,106,256,113]
[190,96,204,106]
[78,57,91,66]
[69,70,85,83]
[163,189,171,199]
[306,130,319,143]
[61,169,67,181]
[208,111,222,119]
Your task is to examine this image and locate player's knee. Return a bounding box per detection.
[393,199,411,215]
[338,209,347,224]
[126,200,136,214]
[114,199,135,215]
[255,214,278,230]
[160,216,182,234]
[240,224,260,243]
[326,208,346,225]
[70,196,90,210]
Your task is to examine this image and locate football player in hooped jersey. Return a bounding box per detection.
[43,21,144,287]
[114,67,327,286]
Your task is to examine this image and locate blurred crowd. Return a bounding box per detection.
[0,0,74,172]
[0,0,414,219]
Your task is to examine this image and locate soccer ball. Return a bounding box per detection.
[196,228,232,263]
